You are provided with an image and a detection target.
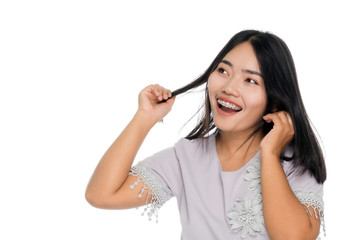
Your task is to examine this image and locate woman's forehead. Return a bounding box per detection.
[222,42,261,74]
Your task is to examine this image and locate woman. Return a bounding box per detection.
[86,30,326,239]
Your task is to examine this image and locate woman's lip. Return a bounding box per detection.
[216,102,239,116]
[215,96,242,116]
[216,96,242,109]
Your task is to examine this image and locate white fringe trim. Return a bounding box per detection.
[129,161,172,222]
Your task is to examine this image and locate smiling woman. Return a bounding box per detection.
[208,42,267,135]
[86,30,326,240]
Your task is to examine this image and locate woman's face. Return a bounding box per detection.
[208,41,267,134]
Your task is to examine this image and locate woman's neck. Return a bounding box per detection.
[216,128,264,170]
[217,129,264,152]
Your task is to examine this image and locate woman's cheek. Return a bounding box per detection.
[247,91,267,113]
[207,77,221,97]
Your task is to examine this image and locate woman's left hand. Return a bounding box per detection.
[260,111,295,157]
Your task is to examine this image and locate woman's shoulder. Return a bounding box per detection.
[174,135,215,156]
[281,145,323,191]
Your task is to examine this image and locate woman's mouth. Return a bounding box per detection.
[217,99,242,113]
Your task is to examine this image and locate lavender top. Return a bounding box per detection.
[129,135,325,239]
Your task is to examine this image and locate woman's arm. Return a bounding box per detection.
[260,112,320,240]
[85,85,174,209]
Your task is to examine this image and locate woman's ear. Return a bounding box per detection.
[271,105,279,113]
[271,99,284,113]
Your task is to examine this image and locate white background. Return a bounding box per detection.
[0,0,359,239]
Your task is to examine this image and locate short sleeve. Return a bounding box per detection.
[129,143,183,222]
[283,161,326,237]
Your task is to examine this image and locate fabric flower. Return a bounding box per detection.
[227,194,266,238]
[244,158,261,194]
[227,158,266,238]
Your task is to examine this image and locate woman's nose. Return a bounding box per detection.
[222,77,241,97]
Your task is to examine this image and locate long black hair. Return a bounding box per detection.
[171,30,326,184]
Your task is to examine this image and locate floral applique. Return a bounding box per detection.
[227,158,266,238]
[227,193,266,238]
[227,158,325,239]
[244,159,261,194]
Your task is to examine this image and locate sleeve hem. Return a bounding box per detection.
[129,161,172,222]
[294,189,326,239]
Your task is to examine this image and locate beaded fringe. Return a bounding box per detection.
[129,161,172,223]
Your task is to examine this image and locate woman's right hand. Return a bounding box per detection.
[86,84,175,210]
[136,84,175,124]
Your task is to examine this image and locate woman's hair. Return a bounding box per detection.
[172,30,326,184]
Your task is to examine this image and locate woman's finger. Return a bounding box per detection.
[285,112,295,135]
[278,111,293,132]
[277,111,288,123]
[263,111,293,134]
[162,88,171,101]
[263,112,281,124]
[147,84,172,102]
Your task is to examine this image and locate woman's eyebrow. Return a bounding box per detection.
[243,69,263,78]
[221,59,233,67]
[221,59,263,78]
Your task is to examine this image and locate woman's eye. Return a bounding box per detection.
[246,78,257,84]
[218,68,228,75]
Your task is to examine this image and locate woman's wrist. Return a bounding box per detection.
[133,110,159,130]
[260,147,282,161]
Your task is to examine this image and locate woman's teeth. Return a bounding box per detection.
[217,99,242,111]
